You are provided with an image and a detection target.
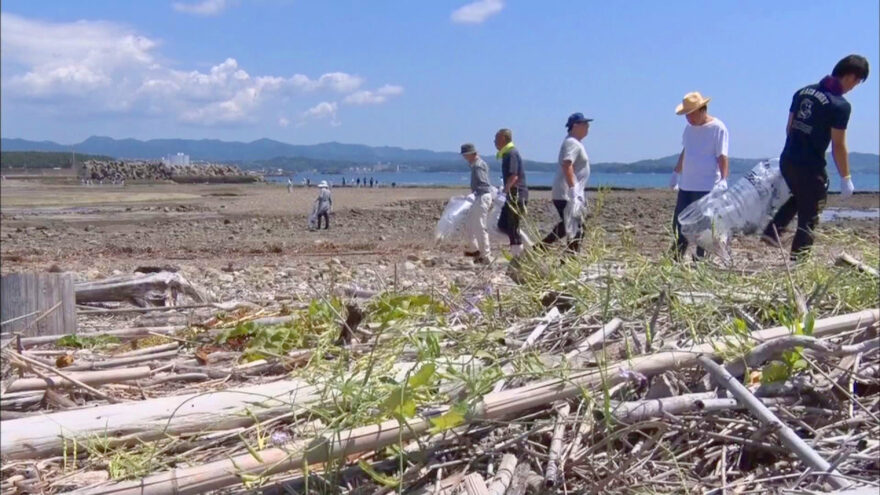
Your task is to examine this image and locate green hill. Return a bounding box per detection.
[0,151,115,170]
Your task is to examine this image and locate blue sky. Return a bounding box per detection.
[1,0,878,162]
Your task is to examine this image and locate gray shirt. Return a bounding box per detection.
[551,136,590,200]
[469,157,491,195]
[316,188,332,213]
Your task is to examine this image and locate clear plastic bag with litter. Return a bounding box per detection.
[678,159,791,252]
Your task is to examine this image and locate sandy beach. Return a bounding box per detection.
[2,180,877,280]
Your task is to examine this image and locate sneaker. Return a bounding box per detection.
[463,250,480,257]
[474,256,490,265]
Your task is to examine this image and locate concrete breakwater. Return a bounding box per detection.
[80,160,260,183]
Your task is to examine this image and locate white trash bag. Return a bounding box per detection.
[563,182,586,239]
[488,191,533,247]
[679,159,791,252]
[307,204,319,230]
[435,194,475,242]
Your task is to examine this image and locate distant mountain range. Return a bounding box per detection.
[2,136,878,175]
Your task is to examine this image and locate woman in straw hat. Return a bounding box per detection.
[669,91,729,261]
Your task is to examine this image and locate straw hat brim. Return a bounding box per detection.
[675,97,711,115]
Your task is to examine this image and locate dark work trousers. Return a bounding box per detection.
[763,160,828,259]
[498,197,526,246]
[317,211,330,230]
[672,189,710,260]
[541,199,583,252]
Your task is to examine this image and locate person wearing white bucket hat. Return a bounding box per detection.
[669,91,730,261]
[313,180,332,230]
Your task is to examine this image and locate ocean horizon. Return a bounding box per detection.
[266,170,880,192]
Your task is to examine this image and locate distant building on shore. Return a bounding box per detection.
[162,152,190,167]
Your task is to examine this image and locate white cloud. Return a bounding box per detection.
[1,12,157,95]
[290,72,363,93]
[0,13,400,127]
[451,0,504,24]
[300,101,339,126]
[343,84,404,105]
[172,0,230,16]
[278,117,290,127]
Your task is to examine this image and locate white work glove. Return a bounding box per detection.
[669,172,680,191]
[712,178,728,193]
[841,176,855,198]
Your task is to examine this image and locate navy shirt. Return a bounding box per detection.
[781,77,851,170]
[501,147,528,201]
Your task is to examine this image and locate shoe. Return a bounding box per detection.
[760,234,782,249]
[474,256,490,265]
[464,250,480,257]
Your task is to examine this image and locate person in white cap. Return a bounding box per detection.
[460,143,492,264]
[314,181,332,230]
[669,91,729,260]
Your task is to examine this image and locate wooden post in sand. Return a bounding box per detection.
[0,272,77,337]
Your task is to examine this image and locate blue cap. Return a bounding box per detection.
[566,112,593,128]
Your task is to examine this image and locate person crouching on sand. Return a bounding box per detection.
[460,143,492,265]
[669,91,729,261]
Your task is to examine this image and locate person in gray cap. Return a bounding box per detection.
[461,143,492,264]
[540,112,592,253]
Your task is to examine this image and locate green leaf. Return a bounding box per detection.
[803,313,815,337]
[429,403,467,433]
[357,460,399,488]
[761,361,791,384]
[407,363,436,389]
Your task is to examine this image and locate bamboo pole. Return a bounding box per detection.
[3,365,151,393]
[486,454,517,495]
[565,317,623,359]
[72,309,878,495]
[697,355,850,490]
[3,326,182,348]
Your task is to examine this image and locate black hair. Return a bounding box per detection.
[832,54,869,81]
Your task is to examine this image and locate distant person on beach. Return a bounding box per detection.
[370,177,374,188]
[342,177,346,187]
[392,182,396,188]
[495,128,528,257]
[356,178,361,187]
[539,113,592,253]
[460,143,492,264]
[762,54,869,261]
[314,181,332,229]
[669,91,729,261]
[306,178,311,187]
[287,178,293,193]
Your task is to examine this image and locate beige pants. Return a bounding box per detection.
[466,193,492,257]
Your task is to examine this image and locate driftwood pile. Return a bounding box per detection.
[1,266,878,494]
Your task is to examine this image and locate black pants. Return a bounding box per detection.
[541,199,583,251]
[763,160,828,259]
[317,212,329,229]
[672,189,709,259]
[498,198,526,245]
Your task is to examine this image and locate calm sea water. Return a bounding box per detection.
[266,170,880,192]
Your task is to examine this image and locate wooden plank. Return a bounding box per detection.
[0,273,76,337]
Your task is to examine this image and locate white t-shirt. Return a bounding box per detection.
[552,136,590,200]
[679,118,728,192]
